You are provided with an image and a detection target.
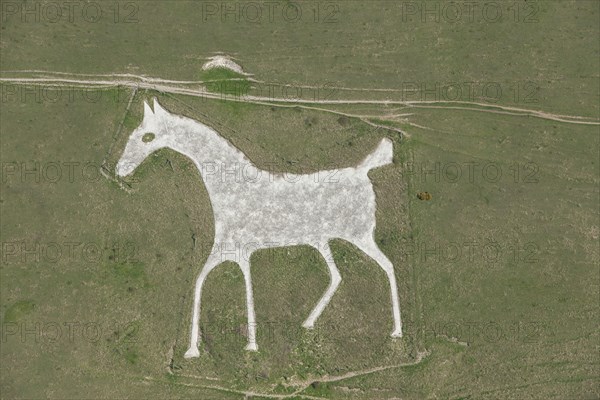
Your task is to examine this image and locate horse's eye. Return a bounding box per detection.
[142,133,155,143]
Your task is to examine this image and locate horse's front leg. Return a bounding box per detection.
[238,258,258,351]
[184,253,220,358]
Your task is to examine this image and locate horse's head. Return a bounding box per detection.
[116,98,173,177]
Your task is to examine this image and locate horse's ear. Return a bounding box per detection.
[153,98,167,114]
[143,100,154,119]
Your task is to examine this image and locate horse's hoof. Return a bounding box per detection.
[245,342,258,351]
[184,347,200,358]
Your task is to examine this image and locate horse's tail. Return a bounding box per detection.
[358,138,393,171]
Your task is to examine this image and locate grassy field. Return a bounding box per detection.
[1,85,597,399]
[1,0,599,399]
[1,1,599,117]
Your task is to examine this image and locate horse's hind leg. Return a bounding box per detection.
[184,255,220,358]
[238,258,258,351]
[303,241,342,329]
[354,239,402,337]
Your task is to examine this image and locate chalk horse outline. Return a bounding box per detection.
[116,99,402,357]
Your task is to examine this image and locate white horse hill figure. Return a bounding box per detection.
[116,99,403,357]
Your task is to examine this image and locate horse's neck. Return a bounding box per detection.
[174,119,253,188]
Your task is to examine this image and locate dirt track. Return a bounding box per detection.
[1,71,599,126]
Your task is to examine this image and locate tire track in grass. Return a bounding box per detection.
[2,73,598,126]
[99,87,138,192]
